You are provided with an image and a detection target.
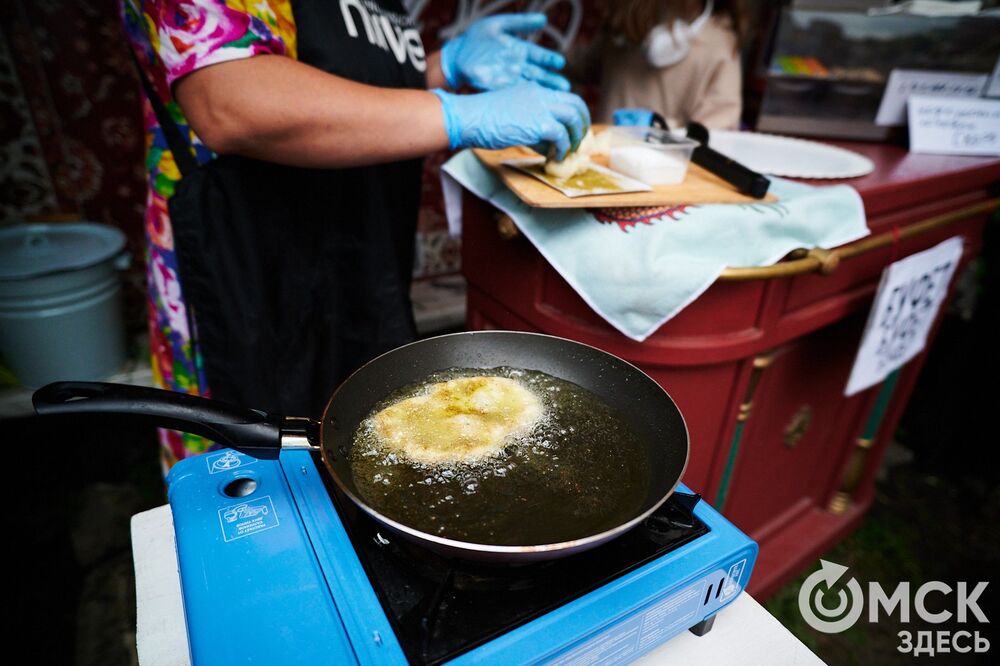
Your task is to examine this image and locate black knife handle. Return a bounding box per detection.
[691,145,771,199]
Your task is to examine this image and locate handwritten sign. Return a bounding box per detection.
[907,96,1000,156]
[845,237,963,397]
[875,69,987,126]
[987,56,1000,99]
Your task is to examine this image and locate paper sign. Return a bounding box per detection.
[503,158,651,198]
[907,95,1000,156]
[845,237,963,397]
[986,55,1000,99]
[875,69,987,126]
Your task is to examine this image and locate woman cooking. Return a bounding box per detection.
[121,0,589,470]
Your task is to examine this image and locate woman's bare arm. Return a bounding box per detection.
[175,54,449,168]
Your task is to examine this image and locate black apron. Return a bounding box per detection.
[157,0,427,418]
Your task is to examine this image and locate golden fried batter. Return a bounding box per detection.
[371,376,543,465]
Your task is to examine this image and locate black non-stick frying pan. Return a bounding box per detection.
[33,331,688,563]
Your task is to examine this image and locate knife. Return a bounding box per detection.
[686,122,770,199]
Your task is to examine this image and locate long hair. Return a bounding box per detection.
[606,0,747,48]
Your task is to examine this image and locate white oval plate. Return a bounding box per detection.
[705,131,875,179]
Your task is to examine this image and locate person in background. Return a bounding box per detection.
[121,1,588,471]
[570,0,746,130]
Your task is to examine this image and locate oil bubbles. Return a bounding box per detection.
[349,367,649,545]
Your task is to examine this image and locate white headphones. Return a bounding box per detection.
[643,0,715,68]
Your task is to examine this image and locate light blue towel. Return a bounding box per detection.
[442,149,869,341]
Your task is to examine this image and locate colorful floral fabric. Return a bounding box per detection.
[120,0,296,471]
[146,0,296,85]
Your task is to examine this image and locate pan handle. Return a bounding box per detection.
[33,381,287,459]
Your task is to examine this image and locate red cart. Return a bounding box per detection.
[461,143,999,597]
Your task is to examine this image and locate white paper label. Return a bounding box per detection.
[907,95,1000,156]
[845,237,963,397]
[986,55,1000,99]
[875,69,987,126]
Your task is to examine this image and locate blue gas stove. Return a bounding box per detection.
[166,448,758,664]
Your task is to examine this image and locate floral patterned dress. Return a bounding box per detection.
[120,0,296,471]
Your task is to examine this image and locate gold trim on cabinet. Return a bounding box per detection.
[827,437,876,514]
[736,352,775,423]
[495,212,519,240]
[828,491,851,515]
[714,350,778,509]
[720,199,995,281]
[494,199,998,282]
[783,405,813,448]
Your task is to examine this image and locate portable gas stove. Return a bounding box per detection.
[166,448,757,664]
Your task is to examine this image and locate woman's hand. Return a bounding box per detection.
[440,13,569,92]
[173,54,587,169]
[433,83,589,161]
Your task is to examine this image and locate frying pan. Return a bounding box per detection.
[33,331,688,563]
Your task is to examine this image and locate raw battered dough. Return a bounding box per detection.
[544,129,609,179]
[371,376,544,465]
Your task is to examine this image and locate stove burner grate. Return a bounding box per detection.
[314,455,709,665]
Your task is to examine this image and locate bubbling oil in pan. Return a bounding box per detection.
[350,367,650,545]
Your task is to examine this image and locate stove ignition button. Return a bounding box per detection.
[224,477,259,498]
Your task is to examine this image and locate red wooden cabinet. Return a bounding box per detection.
[461,143,999,598]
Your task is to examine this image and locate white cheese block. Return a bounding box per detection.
[609,145,689,185]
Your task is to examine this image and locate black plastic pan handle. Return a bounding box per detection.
[33,382,285,459]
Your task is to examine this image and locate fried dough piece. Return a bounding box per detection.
[371,376,543,465]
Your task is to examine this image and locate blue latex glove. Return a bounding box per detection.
[440,13,570,92]
[613,108,656,127]
[433,84,589,161]
[613,107,669,129]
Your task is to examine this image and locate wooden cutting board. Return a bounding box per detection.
[472,145,778,209]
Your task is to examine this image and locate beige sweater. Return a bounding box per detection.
[571,16,742,130]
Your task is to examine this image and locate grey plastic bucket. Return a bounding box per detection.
[0,223,129,388]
